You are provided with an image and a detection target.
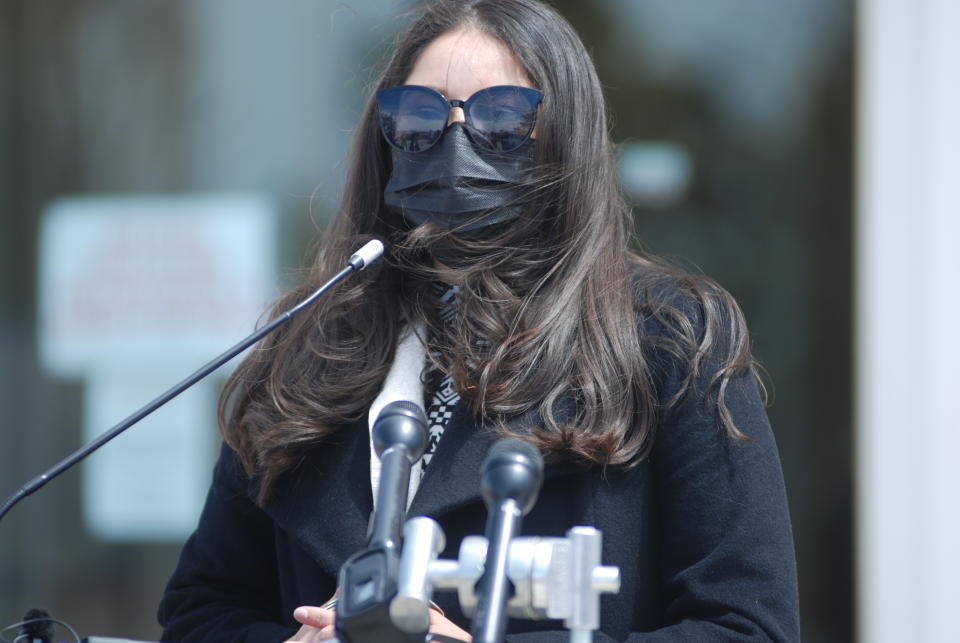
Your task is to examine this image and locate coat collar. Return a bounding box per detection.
[406,401,582,519]
[264,401,580,576]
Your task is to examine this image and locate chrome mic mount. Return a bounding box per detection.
[392,517,621,643]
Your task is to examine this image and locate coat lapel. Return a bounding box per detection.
[264,400,584,576]
[407,401,491,518]
[263,417,373,577]
[408,400,582,519]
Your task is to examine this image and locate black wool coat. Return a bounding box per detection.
[159,323,800,642]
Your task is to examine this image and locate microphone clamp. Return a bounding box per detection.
[394,517,621,643]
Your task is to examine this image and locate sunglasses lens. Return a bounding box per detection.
[376,86,448,152]
[465,86,542,153]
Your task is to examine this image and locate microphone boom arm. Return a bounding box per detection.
[0,240,384,523]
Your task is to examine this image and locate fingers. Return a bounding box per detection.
[428,609,472,642]
[290,604,466,642]
[285,625,336,643]
[293,606,336,629]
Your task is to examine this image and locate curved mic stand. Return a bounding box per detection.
[0,240,385,524]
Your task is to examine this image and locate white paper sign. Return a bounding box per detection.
[38,193,278,541]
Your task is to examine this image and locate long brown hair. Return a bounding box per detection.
[219,0,760,504]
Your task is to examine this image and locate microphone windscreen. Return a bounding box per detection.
[349,238,385,269]
[485,437,544,472]
[379,399,425,422]
[372,400,428,460]
[481,438,544,514]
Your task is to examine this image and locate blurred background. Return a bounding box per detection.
[1,1,955,642]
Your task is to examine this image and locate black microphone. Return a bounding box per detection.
[337,400,428,643]
[20,608,54,643]
[471,438,544,643]
[368,401,429,550]
[0,240,385,523]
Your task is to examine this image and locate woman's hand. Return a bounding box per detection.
[428,607,472,641]
[284,603,472,642]
[285,606,336,642]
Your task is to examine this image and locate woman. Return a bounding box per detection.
[159,1,800,641]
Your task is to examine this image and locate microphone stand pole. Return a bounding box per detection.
[0,240,385,523]
[335,401,429,643]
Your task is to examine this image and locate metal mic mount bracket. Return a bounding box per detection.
[392,517,620,643]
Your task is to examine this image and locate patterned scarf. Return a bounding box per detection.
[420,282,462,478]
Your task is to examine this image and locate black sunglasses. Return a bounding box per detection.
[376,84,543,154]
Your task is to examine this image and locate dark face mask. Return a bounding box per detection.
[383,123,536,232]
